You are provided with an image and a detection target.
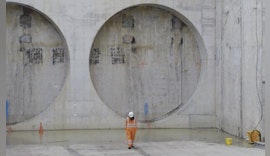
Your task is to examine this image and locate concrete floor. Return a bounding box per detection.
[6,129,265,156]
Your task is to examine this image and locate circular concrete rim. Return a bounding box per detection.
[89,3,208,122]
[6,2,70,125]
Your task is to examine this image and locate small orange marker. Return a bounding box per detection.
[39,122,44,134]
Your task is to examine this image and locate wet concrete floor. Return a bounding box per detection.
[6,128,265,156]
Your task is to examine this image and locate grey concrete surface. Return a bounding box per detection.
[90,5,201,122]
[6,141,264,156]
[5,0,265,140]
[6,3,69,125]
[6,129,265,156]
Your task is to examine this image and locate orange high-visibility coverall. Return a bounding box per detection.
[125,117,137,148]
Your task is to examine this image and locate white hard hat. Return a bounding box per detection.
[128,112,134,118]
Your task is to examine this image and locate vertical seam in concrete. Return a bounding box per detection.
[220,0,225,131]
[215,0,222,130]
[254,0,263,130]
[240,0,244,138]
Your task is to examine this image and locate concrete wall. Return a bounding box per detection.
[90,6,201,122]
[218,0,265,137]
[6,4,69,125]
[0,0,6,154]
[5,0,265,138]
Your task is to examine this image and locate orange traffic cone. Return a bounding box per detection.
[39,122,44,134]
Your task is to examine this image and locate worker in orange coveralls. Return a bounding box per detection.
[125,111,137,149]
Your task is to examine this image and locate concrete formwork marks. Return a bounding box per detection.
[6,4,68,124]
[90,6,201,122]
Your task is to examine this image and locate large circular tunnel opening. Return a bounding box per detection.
[90,5,202,122]
[6,3,69,125]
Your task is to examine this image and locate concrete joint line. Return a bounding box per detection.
[135,147,151,156]
[65,146,82,156]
